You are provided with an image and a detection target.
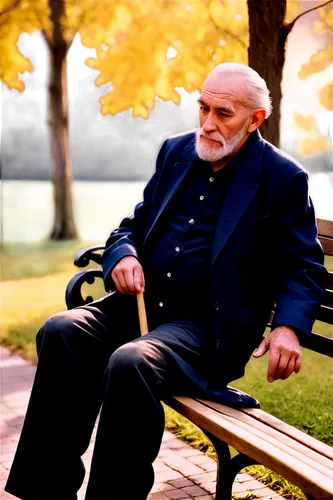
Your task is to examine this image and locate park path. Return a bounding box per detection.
[0,346,283,500]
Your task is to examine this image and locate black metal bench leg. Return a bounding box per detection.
[203,431,257,500]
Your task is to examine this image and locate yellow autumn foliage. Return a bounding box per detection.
[0,0,50,90]
[293,5,333,158]
[0,0,330,118]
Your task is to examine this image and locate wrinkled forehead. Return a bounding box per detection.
[200,72,246,108]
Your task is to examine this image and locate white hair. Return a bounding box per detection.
[208,63,272,119]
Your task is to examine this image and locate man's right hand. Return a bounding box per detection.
[111,256,145,295]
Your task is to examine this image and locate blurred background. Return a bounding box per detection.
[0,3,332,498]
[0,0,332,244]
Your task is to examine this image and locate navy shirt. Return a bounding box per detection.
[142,156,239,326]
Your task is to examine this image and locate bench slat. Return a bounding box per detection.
[317,219,333,238]
[327,272,333,291]
[302,332,333,357]
[196,399,333,474]
[323,289,333,307]
[169,396,333,499]
[240,407,333,461]
[317,305,333,324]
[319,236,333,256]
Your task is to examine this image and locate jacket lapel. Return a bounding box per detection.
[143,139,196,246]
[212,131,266,264]
[143,130,266,256]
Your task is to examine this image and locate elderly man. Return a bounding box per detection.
[6,63,326,500]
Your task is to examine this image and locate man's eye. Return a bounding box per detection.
[200,106,209,112]
[200,106,228,117]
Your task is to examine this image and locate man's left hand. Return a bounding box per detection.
[252,326,302,382]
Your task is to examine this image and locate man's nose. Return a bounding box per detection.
[202,112,217,133]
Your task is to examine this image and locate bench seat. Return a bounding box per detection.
[167,395,333,499]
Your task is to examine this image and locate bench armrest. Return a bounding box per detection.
[74,245,105,268]
[65,269,104,310]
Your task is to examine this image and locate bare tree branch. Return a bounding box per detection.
[285,0,333,33]
[0,0,20,17]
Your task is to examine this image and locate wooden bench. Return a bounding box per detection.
[65,218,333,500]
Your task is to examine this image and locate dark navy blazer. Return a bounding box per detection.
[102,130,327,383]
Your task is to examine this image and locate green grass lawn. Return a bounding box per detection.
[1,243,332,499]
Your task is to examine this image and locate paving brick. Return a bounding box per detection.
[159,448,179,457]
[1,462,12,471]
[0,490,17,499]
[163,489,190,499]
[195,461,217,473]
[181,485,209,497]
[233,481,252,494]
[4,391,30,401]
[148,493,171,499]
[150,483,176,493]
[162,431,176,441]
[168,478,195,488]
[8,435,20,443]
[198,481,216,494]
[251,487,284,497]
[237,479,267,491]
[153,461,171,473]
[177,447,203,458]
[155,469,183,482]
[194,497,214,500]
[188,471,216,485]
[173,463,205,476]
[187,455,215,467]
[0,453,15,463]
[0,465,9,480]
[234,473,255,483]
[163,456,193,468]
[0,443,17,455]
[166,439,187,450]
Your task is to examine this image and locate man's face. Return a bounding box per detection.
[195,73,252,163]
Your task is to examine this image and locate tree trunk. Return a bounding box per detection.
[47,0,77,240]
[247,0,289,147]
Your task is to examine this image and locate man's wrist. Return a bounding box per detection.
[271,325,302,342]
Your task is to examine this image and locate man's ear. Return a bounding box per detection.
[248,109,266,133]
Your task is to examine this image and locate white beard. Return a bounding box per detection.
[195,126,247,162]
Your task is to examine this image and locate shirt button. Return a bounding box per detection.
[159,302,164,307]
[167,272,172,278]
[209,176,214,183]
[199,195,204,200]
[189,218,195,225]
[175,246,180,252]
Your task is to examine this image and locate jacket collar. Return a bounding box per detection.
[143,130,266,254]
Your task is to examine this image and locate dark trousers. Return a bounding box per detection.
[5,293,211,500]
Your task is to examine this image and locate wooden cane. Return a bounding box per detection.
[137,292,148,335]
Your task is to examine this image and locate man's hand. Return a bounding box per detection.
[252,326,302,382]
[111,256,145,295]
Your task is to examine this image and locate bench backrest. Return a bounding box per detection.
[297,219,332,357]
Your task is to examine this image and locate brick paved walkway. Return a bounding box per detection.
[0,346,283,500]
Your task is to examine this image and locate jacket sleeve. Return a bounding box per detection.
[271,169,328,338]
[101,140,168,291]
